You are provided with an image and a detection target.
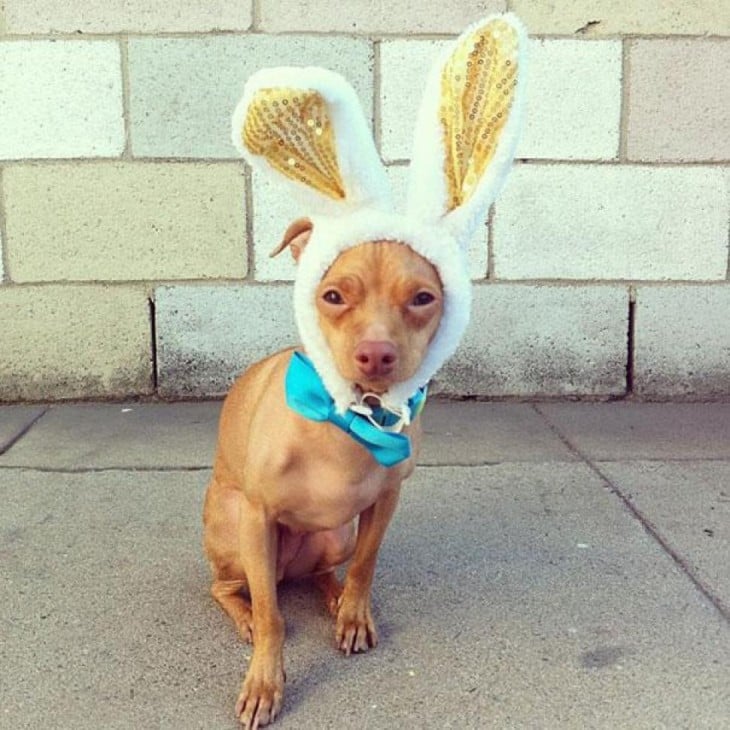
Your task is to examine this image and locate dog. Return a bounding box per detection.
[204,11,525,727]
[203,218,443,728]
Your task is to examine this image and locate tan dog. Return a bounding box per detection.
[203,219,443,728]
[208,11,525,727]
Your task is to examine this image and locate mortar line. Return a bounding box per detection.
[0,408,50,456]
[3,157,729,168]
[0,394,225,406]
[10,277,725,290]
[381,157,730,168]
[119,35,133,159]
[471,278,726,287]
[0,157,248,166]
[626,286,636,395]
[251,0,262,31]
[486,204,496,280]
[0,29,729,42]
[243,163,256,280]
[148,296,159,393]
[0,167,10,283]
[0,278,293,288]
[531,403,730,622]
[618,38,631,162]
[726,200,730,281]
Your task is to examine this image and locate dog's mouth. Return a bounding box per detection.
[353,378,393,398]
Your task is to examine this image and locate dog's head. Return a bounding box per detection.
[274,219,443,395]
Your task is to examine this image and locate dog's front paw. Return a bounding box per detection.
[335,594,378,656]
[235,658,285,729]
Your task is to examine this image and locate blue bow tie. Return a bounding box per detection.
[285,352,427,468]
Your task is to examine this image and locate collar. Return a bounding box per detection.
[285,351,427,468]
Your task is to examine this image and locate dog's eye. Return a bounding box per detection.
[411,291,435,306]
[322,289,344,305]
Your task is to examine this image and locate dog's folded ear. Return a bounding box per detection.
[270,217,314,261]
[232,67,392,217]
[407,13,527,248]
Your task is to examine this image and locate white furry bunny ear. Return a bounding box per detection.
[407,13,527,246]
[232,67,392,216]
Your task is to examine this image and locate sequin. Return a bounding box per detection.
[242,87,345,200]
[439,19,519,211]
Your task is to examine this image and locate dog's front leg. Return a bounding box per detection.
[234,504,285,729]
[336,481,402,655]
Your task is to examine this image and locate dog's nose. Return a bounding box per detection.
[354,341,397,378]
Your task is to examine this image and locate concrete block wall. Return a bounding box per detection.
[0,1,728,402]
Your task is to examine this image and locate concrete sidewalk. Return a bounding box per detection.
[1,400,728,729]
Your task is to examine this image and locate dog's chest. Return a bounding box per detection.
[276,460,392,532]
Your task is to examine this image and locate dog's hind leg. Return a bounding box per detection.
[211,579,254,643]
[313,571,344,617]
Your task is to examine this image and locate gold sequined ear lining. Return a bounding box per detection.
[440,19,519,211]
[242,87,346,200]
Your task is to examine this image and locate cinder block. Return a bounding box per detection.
[380,38,622,162]
[380,40,445,163]
[251,165,488,282]
[626,40,730,163]
[0,41,124,160]
[493,164,728,281]
[259,0,504,33]
[129,36,373,159]
[3,0,251,33]
[155,285,297,397]
[634,285,730,397]
[510,0,730,36]
[3,163,247,282]
[0,284,152,401]
[521,39,621,160]
[435,284,628,397]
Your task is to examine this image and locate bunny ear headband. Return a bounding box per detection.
[233,13,527,414]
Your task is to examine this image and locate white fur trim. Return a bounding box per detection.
[407,13,528,247]
[293,209,471,413]
[232,66,393,216]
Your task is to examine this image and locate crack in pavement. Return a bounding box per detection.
[532,403,730,623]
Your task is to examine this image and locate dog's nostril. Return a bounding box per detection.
[382,353,395,365]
